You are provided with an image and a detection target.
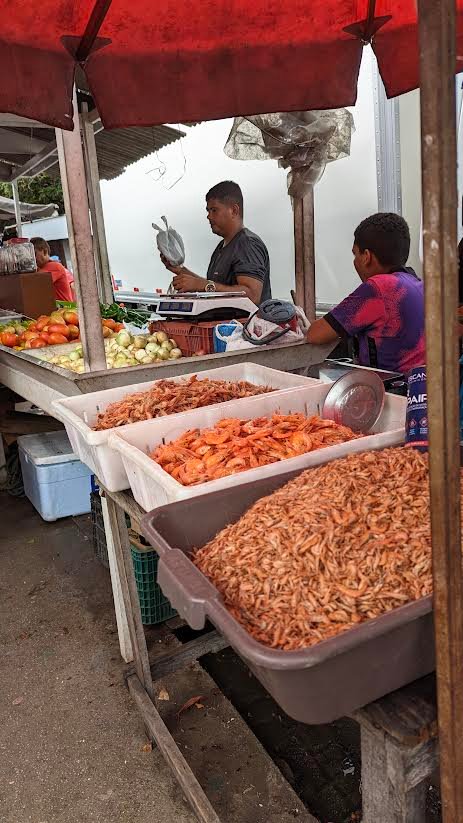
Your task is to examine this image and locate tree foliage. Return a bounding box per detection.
[0,174,64,214]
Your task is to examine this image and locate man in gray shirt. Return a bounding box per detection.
[161,181,271,306]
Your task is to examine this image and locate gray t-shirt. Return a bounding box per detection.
[206,228,271,305]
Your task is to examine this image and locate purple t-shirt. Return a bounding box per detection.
[325,271,425,374]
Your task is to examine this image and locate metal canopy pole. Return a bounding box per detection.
[55,87,106,372]
[293,188,316,321]
[11,180,22,236]
[81,103,113,304]
[418,1,463,820]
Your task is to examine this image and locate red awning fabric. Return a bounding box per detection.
[1,0,463,130]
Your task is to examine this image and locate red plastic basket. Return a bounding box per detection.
[149,320,216,357]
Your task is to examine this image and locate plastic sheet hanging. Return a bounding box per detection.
[0,241,37,275]
[224,109,355,198]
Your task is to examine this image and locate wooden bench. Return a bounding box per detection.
[353,675,439,822]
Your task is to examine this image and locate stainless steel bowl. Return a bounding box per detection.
[322,370,385,433]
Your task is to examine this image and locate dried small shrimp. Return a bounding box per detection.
[193,447,447,651]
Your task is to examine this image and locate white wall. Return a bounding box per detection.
[100,50,379,306]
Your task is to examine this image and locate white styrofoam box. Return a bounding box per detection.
[18,431,92,522]
[51,364,322,492]
[109,385,407,512]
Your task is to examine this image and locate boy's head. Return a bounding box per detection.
[30,237,50,269]
[205,181,243,238]
[352,213,410,281]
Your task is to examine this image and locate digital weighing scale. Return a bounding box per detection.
[153,292,257,321]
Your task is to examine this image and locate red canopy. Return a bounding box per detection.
[2,0,463,130]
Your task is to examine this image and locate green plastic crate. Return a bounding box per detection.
[130,537,177,626]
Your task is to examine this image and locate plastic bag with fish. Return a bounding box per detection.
[152,216,185,267]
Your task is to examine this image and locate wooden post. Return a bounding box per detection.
[293,188,316,321]
[80,103,113,305]
[418,1,463,820]
[55,86,106,372]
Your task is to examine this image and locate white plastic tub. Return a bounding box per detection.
[109,385,407,511]
[51,364,321,492]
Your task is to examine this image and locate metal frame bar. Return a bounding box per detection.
[372,57,402,214]
[11,180,22,236]
[418,2,463,820]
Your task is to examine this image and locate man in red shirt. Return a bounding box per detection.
[30,237,74,302]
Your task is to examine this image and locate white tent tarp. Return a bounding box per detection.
[0,195,57,223]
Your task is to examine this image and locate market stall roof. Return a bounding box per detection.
[0,0,463,130]
[0,112,185,182]
[0,194,57,221]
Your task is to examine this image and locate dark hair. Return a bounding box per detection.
[206,181,243,217]
[30,236,50,254]
[354,212,410,269]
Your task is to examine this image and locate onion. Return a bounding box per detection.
[116,330,132,348]
[145,342,160,356]
[133,335,146,350]
[134,349,146,362]
[156,331,168,343]
[169,347,182,359]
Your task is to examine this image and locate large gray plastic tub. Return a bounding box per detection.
[141,467,434,724]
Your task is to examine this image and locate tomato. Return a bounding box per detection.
[102,326,112,338]
[39,332,50,343]
[23,331,40,341]
[1,332,18,347]
[49,312,67,325]
[113,322,125,332]
[48,324,70,337]
[30,338,47,349]
[63,311,79,326]
[102,318,116,330]
[28,323,37,332]
[66,324,80,339]
[48,333,69,345]
[36,316,50,331]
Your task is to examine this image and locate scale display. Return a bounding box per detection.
[158,301,194,313]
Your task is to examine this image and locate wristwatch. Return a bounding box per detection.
[204,280,217,293]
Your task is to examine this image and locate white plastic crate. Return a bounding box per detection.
[51,364,321,492]
[109,385,407,511]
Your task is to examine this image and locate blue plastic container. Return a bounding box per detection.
[213,320,239,353]
[18,431,92,521]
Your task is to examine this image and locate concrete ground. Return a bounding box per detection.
[0,492,198,823]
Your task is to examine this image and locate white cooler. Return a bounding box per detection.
[18,431,92,522]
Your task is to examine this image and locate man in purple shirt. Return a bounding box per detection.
[307,212,425,374]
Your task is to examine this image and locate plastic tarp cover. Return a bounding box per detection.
[224,110,355,198]
[1,0,463,130]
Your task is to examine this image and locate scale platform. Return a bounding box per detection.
[154,291,257,321]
